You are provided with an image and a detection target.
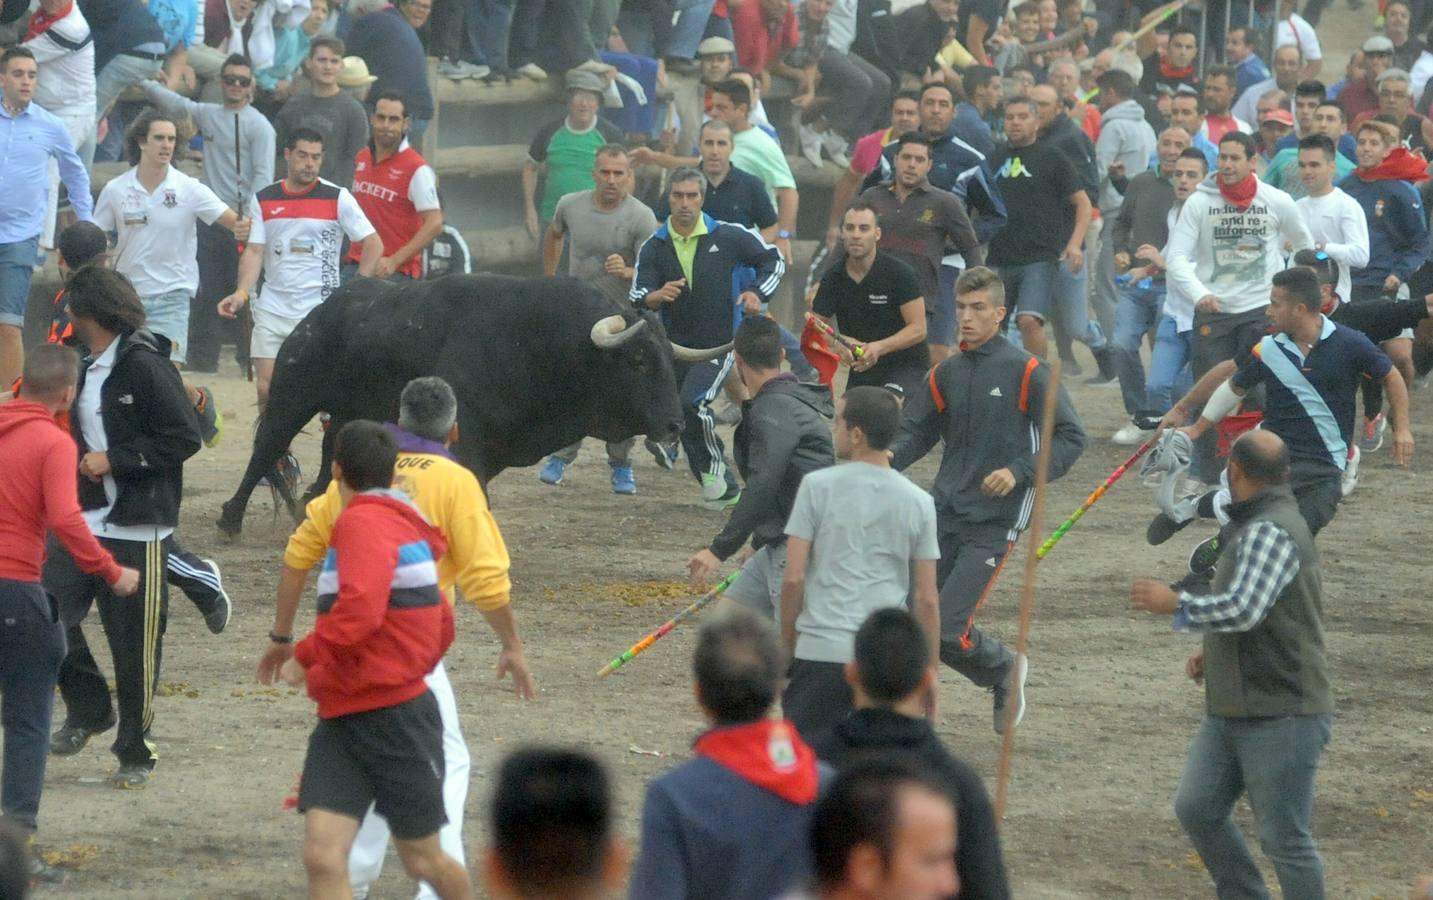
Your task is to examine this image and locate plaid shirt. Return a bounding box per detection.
[1174,520,1301,633]
[785,5,828,68]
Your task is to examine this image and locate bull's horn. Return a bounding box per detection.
[669,340,734,362]
[590,315,648,349]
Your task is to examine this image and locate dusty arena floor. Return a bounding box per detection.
[28,355,1433,899]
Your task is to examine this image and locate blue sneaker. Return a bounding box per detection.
[538,457,566,485]
[611,464,637,495]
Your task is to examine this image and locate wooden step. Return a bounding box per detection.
[432,144,530,178]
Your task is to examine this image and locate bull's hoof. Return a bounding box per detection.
[217,502,244,540]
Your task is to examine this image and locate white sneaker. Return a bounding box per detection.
[515,62,548,81]
[1112,421,1155,445]
[798,121,824,169]
[819,129,850,168]
[1341,445,1361,497]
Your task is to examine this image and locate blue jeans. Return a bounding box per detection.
[1175,713,1333,900]
[1112,281,1164,416]
[667,0,719,58]
[1004,260,1105,350]
[1147,314,1193,416]
[466,0,516,69]
[141,289,193,364]
[0,237,39,328]
[0,580,66,832]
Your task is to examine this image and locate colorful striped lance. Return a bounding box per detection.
[804,313,865,358]
[1034,437,1157,560]
[595,571,740,678]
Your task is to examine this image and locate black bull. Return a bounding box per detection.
[217,274,729,536]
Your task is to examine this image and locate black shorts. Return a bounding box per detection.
[298,691,446,840]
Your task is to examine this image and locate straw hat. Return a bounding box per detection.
[337,56,378,88]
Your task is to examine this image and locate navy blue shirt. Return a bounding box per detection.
[79,0,166,71]
[1233,318,1391,469]
[652,165,777,230]
[345,6,435,119]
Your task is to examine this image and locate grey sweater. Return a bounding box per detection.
[141,82,276,211]
[273,91,370,188]
[890,334,1086,530]
[1110,168,1175,261]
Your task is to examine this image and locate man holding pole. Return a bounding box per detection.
[890,266,1086,734]
[142,53,275,374]
[1131,430,1333,900]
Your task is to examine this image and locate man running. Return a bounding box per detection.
[218,128,381,409]
[812,201,930,397]
[92,108,251,369]
[260,377,535,900]
[348,91,444,282]
[686,316,833,617]
[537,144,659,494]
[891,266,1086,734]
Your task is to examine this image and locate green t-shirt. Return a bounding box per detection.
[529,116,627,220]
[731,127,796,208]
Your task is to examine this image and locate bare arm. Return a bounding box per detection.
[389,208,444,269]
[866,298,927,355]
[356,233,384,277]
[826,167,863,245]
[966,13,993,65]
[218,242,265,317]
[1159,359,1240,430]
[776,187,798,236]
[478,602,537,700]
[256,564,308,684]
[911,558,940,669]
[542,222,565,276]
[1384,367,1414,465]
[779,536,811,663]
[522,159,542,237]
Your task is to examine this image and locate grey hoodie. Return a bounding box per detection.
[1096,99,1158,215]
[890,335,1086,533]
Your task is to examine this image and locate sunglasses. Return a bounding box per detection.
[222,75,253,87]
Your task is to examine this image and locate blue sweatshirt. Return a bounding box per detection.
[1339,173,1430,287]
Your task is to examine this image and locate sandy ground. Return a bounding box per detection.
[26,330,1433,899]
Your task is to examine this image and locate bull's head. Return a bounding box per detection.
[586,313,687,445]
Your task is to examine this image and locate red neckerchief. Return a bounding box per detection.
[1219,173,1259,209]
[24,0,74,41]
[1356,146,1432,183]
[1160,58,1195,80]
[693,720,819,805]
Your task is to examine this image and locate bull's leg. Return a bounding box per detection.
[217,400,322,538]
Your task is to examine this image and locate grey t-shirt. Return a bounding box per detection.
[274,91,371,188]
[785,461,940,664]
[551,190,658,305]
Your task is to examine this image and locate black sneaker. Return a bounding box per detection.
[1146,512,1194,545]
[992,653,1028,735]
[1188,535,1221,576]
[201,559,231,634]
[50,721,113,756]
[1084,346,1118,385]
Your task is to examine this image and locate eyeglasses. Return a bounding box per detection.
[222,75,253,87]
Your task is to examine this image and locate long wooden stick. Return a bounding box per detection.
[993,360,1062,824]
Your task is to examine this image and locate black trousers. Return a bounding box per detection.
[45,537,168,769]
[783,659,853,740]
[1339,287,1426,422]
[1190,308,1269,483]
[191,220,241,372]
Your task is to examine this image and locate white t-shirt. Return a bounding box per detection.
[1297,188,1370,310]
[77,341,174,542]
[94,165,229,297]
[246,178,376,319]
[1275,14,1321,62]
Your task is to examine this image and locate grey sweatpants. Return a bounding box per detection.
[935,519,1016,688]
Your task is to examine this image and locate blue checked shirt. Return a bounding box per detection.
[0,100,92,244]
[1173,521,1301,633]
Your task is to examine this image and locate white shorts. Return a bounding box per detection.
[724,543,787,621]
[250,306,305,360]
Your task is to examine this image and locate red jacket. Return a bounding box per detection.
[294,491,453,719]
[0,400,122,585]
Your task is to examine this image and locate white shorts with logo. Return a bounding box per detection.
[250,306,305,360]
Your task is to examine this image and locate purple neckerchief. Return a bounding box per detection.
[383,422,456,460]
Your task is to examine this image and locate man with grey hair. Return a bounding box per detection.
[1366,67,1433,152]
[261,374,536,900]
[1233,44,1302,128]
[632,168,785,509]
[629,610,821,899]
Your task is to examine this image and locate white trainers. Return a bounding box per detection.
[1341,445,1361,497]
[1112,421,1155,445]
[515,62,548,81]
[993,653,1028,735]
[798,121,824,169]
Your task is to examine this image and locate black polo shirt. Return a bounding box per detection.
[652,165,777,230]
[814,252,928,384]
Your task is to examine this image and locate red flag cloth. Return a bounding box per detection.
[800,317,841,386]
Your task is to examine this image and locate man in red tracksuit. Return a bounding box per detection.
[0,344,137,865]
[279,420,472,900]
